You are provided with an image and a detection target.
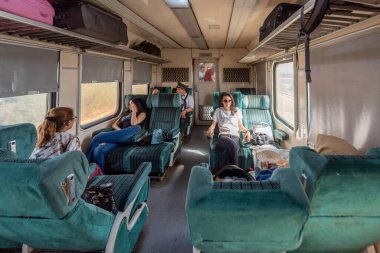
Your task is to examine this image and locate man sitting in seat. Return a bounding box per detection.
[175,81,194,136]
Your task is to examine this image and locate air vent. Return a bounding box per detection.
[162,68,189,82]
[199,52,212,57]
[223,68,250,82]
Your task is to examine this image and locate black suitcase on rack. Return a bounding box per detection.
[53,1,128,44]
[259,3,302,42]
[131,40,161,57]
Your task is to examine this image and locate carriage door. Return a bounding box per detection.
[194,59,218,125]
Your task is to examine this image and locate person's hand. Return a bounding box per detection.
[181,111,186,118]
[244,131,251,142]
[207,128,214,138]
[131,104,137,113]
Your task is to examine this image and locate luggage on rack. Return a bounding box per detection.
[0,0,55,25]
[259,3,302,42]
[53,1,128,44]
[132,40,161,57]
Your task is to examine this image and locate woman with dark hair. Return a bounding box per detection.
[86,98,146,172]
[30,107,80,159]
[207,92,250,167]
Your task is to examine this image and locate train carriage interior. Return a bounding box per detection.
[1,0,380,252]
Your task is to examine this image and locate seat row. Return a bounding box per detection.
[0,123,151,252]
[186,146,380,253]
[100,93,183,176]
[209,92,289,171]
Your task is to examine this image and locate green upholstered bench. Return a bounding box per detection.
[186,163,309,253]
[289,146,380,253]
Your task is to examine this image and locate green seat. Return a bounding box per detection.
[209,92,253,170]
[0,123,36,159]
[106,93,181,175]
[0,123,37,249]
[0,150,151,252]
[186,163,309,253]
[149,86,171,94]
[289,146,380,253]
[242,94,288,144]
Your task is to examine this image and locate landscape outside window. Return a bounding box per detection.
[80,81,119,126]
[0,93,48,127]
[275,61,295,128]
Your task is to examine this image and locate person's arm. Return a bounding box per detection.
[207,121,217,138]
[238,120,251,142]
[181,95,194,118]
[112,117,122,130]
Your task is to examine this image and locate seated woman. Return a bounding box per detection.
[30,106,103,180]
[86,98,147,172]
[207,92,251,168]
[30,107,80,158]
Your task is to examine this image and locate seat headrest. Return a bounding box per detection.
[242,95,270,109]
[0,123,37,158]
[150,93,181,108]
[0,151,89,219]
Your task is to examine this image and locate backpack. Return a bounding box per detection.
[151,129,166,144]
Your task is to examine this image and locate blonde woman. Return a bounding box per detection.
[30,107,80,159]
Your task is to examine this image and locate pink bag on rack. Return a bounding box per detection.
[0,0,55,25]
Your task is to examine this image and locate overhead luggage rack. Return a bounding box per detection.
[240,0,380,63]
[0,10,169,64]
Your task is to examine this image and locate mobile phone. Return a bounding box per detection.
[66,173,76,205]
[8,140,16,153]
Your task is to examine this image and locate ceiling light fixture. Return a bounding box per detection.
[165,0,208,49]
[165,0,189,8]
[225,0,258,48]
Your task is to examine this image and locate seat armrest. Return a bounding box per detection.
[92,127,114,137]
[132,130,148,142]
[274,128,289,141]
[366,147,380,156]
[166,127,180,140]
[289,146,327,198]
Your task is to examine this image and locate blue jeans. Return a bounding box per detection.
[86,125,141,172]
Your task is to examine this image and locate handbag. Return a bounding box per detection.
[82,185,116,214]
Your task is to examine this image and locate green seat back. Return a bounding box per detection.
[289,146,380,253]
[149,93,181,133]
[0,123,37,158]
[0,151,89,219]
[242,95,273,130]
[186,164,309,253]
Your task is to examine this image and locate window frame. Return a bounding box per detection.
[272,59,297,130]
[79,81,123,129]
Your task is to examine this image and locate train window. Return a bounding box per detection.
[273,61,295,129]
[0,93,49,127]
[80,81,120,127]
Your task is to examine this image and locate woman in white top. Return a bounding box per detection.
[30,107,80,159]
[207,92,251,167]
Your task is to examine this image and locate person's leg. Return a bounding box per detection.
[93,142,120,173]
[216,135,240,167]
[85,125,141,161]
[180,118,186,137]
